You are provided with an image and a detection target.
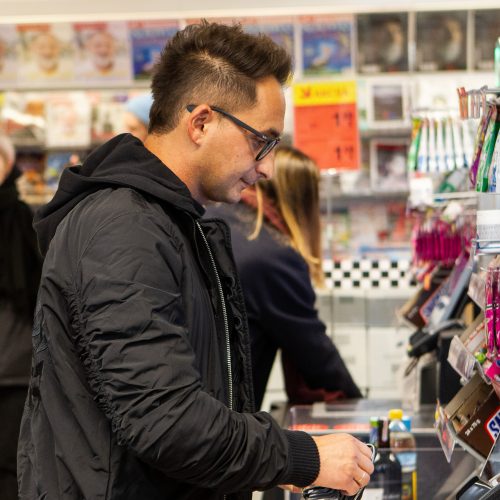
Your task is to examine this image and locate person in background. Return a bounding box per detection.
[18,22,373,500]
[123,93,153,142]
[206,146,362,410]
[0,134,42,500]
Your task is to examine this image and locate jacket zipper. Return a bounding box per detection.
[195,221,233,411]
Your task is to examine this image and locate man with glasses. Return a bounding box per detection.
[19,21,373,500]
[186,104,281,162]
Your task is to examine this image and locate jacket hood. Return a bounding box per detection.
[34,133,203,256]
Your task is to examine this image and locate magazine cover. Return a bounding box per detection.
[474,9,500,70]
[89,90,129,142]
[357,13,408,73]
[16,150,48,201]
[17,23,75,86]
[416,11,467,71]
[300,15,353,76]
[129,20,179,80]
[242,17,295,61]
[366,80,410,128]
[0,25,18,87]
[45,91,91,148]
[74,21,132,85]
[0,91,46,142]
[45,151,74,188]
[370,140,409,192]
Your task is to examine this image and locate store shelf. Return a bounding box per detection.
[359,127,412,139]
[2,81,151,92]
[320,190,409,210]
[332,190,409,200]
[433,191,478,201]
[13,139,103,151]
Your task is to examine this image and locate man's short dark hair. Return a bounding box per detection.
[149,21,292,134]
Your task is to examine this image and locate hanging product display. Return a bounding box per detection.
[407,112,474,174]
[469,103,494,187]
[411,208,474,266]
[483,257,500,401]
[456,86,500,192]
[475,104,500,192]
[401,194,475,331]
[434,86,500,470]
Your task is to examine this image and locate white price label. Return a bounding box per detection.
[408,176,433,208]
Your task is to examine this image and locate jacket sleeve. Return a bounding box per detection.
[241,242,362,399]
[72,208,319,492]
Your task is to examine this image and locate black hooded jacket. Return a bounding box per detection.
[18,134,319,500]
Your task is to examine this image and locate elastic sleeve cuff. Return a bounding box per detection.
[281,430,320,488]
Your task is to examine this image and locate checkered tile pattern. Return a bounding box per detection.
[324,259,417,289]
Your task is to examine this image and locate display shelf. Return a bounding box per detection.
[475,193,500,256]
[359,127,412,139]
[468,270,486,310]
[432,191,478,201]
[12,139,103,151]
[473,239,500,256]
[323,190,410,204]
[0,81,151,93]
[403,86,499,468]
[447,335,491,386]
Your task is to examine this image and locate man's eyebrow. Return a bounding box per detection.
[263,128,280,138]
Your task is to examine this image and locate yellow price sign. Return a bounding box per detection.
[293,81,356,107]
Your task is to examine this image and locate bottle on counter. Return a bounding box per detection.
[388,409,417,500]
[369,416,380,447]
[365,417,402,500]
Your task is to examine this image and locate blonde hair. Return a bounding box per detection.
[0,134,15,168]
[249,146,325,288]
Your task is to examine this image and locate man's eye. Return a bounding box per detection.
[252,138,265,149]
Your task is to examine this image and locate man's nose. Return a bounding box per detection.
[256,153,275,180]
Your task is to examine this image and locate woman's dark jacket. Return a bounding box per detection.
[0,167,42,386]
[206,203,362,410]
[17,134,319,500]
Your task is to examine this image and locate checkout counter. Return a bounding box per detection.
[267,399,480,500]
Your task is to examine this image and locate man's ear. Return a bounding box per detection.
[187,105,214,145]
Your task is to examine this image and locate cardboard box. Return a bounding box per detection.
[445,373,500,458]
[457,390,500,458]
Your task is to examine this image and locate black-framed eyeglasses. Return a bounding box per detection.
[186,104,280,161]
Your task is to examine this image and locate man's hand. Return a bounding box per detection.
[310,433,374,496]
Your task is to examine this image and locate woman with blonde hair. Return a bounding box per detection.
[206,146,361,409]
